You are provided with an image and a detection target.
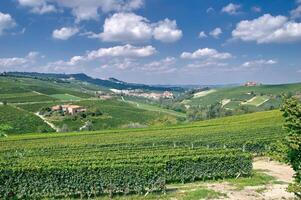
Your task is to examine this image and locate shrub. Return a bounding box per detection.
[281,98,301,197]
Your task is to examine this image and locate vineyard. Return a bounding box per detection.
[0,105,54,134]
[0,92,57,103]
[15,99,180,131]
[0,110,285,198]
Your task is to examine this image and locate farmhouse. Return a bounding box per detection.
[51,104,86,115]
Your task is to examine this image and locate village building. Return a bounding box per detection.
[244,81,260,87]
[162,91,174,99]
[51,104,86,115]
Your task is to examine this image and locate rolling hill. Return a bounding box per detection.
[3,72,184,92]
[183,82,301,111]
[0,75,183,134]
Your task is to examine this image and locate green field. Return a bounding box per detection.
[0,105,54,134]
[242,96,269,107]
[16,99,180,132]
[50,93,83,101]
[0,91,58,103]
[0,76,94,99]
[123,98,186,118]
[186,82,301,109]
[0,76,185,133]
[0,110,285,198]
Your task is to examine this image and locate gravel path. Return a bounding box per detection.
[207,157,295,200]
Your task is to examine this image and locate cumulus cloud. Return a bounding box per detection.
[52,27,79,40]
[18,0,57,14]
[100,58,137,70]
[86,44,156,59]
[222,3,241,15]
[209,27,222,38]
[181,48,232,60]
[18,0,144,22]
[142,57,176,73]
[186,61,228,68]
[242,59,277,67]
[98,12,152,42]
[0,52,39,69]
[290,5,301,19]
[89,12,182,43]
[48,44,156,68]
[232,14,301,43]
[45,44,156,73]
[0,12,16,35]
[198,31,207,38]
[153,19,182,42]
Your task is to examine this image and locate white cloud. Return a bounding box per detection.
[153,19,182,43]
[251,6,262,13]
[52,27,79,40]
[290,5,301,19]
[221,3,241,15]
[143,57,176,73]
[181,48,232,60]
[186,61,228,68]
[18,0,143,22]
[48,44,156,68]
[198,31,207,38]
[57,0,143,22]
[18,0,56,14]
[45,45,155,73]
[100,58,137,70]
[90,12,182,43]
[242,59,277,67]
[209,27,222,38]
[86,44,156,59]
[0,12,16,35]
[232,14,301,43]
[0,52,39,68]
[98,12,152,42]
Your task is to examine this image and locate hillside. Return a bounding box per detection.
[0,110,285,198]
[0,76,183,134]
[183,82,301,111]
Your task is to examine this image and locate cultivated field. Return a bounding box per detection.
[186,82,301,110]
[0,105,54,133]
[0,110,286,199]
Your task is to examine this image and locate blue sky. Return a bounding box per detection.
[0,0,301,85]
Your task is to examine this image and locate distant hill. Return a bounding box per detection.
[2,72,184,92]
[183,82,301,111]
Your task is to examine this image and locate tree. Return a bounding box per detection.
[281,97,301,197]
[0,124,12,137]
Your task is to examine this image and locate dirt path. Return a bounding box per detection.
[35,112,59,132]
[206,157,295,200]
